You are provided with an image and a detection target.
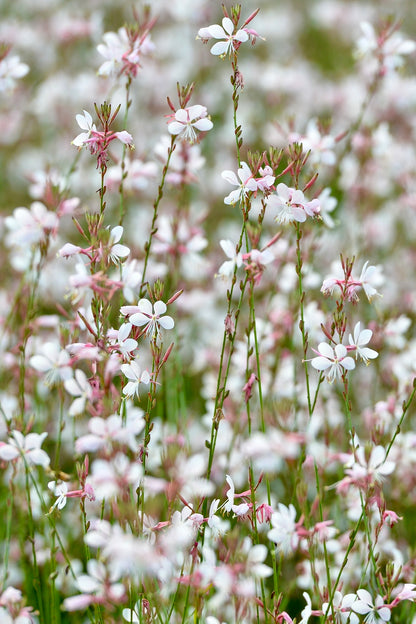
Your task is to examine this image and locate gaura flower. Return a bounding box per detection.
[310,342,355,383]
[168,105,213,144]
[197,17,249,57]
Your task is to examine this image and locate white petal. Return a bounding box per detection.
[222,17,234,35]
[158,316,174,330]
[153,301,167,316]
[137,299,153,315]
[210,41,230,56]
[317,342,334,359]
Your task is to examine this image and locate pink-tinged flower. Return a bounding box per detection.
[58,242,84,258]
[87,453,142,500]
[268,503,299,555]
[198,17,249,57]
[168,105,213,144]
[348,322,378,364]
[121,299,174,343]
[351,589,391,623]
[310,343,355,383]
[71,110,134,167]
[0,430,50,467]
[318,187,337,228]
[256,165,275,192]
[0,53,29,93]
[266,183,308,224]
[322,591,359,624]
[109,322,138,360]
[222,161,257,205]
[0,586,36,623]
[120,360,151,397]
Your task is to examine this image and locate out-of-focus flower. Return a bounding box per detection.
[222,161,257,205]
[310,343,355,383]
[63,559,125,611]
[223,475,250,516]
[48,480,69,511]
[359,261,383,302]
[355,21,416,74]
[0,430,50,467]
[198,17,249,57]
[75,410,144,454]
[5,202,59,247]
[0,52,29,93]
[348,322,378,364]
[268,503,299,555]
[29,341,73,386]
[168,105,213,144]
[289,118,336,167]
[64,369,93,416]
[97,26,155,78]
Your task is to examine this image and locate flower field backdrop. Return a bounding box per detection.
[1,0,416,622]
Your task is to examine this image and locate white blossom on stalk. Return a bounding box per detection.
[359,261,383,302]
[48,480,69,511]
[217,239,243,279]
[310,343,355,383]
[266,183,319,224]
[71,110,96,147]
[198,17,249,57]
[222,161,257,205]
[348,322,378,364]
[0,430,50,467]
[121,299,174,343]
[120,359,151,398]
[351,589,391,623]
[106,225,130,263]
[223,475,250,516]
[322,591,359,624]
[168,104,213,144]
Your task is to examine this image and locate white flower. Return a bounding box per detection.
[0,54,29,93]
[266,183,307,224]
[29,341,73,386]
[120,360,151,398]
[64,369,93,416]
[322,591,359,624]
[352,589,391,623]
[0,430,50,467]
[168,104,213,144]
[5,202,59,247]
[48,480,68,511]
[71,110,96,147]
[310,343,356,383]
[223,475,250,516]
[268,503,299,555]
[222,161,257,205]
[198,17,249,57]
[348,322,378,364]
[359,261,383,302]
[121,299,174,343]
[106,226,130,263]
[217,239,243,278]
